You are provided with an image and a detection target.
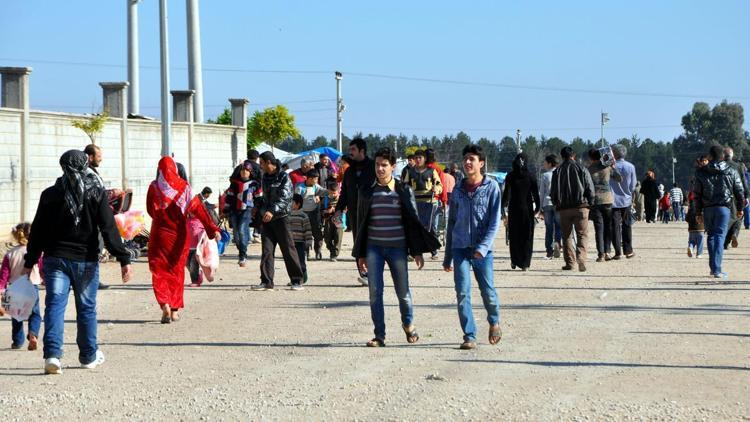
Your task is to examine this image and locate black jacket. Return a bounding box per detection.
[25,179,131,268]
[352,182,441,258]
[693,160,745,215]
[314,162,334,184]
[336,157,376,216]
[550,159,595,210]
[640,177,660,200]
[258,169,293,221]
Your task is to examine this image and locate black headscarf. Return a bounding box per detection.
[511,153,529,175]
[57,149,103,226]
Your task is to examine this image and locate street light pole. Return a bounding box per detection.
[672,156,677,184]
[335,71,343,153]
[515,129,522,153]
[600,111,609,147]
[127,0,140,115]
[159,0,172,156]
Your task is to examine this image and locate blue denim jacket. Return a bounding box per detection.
[443,175,502,267]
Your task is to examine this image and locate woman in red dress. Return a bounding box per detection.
[147,157,218,323]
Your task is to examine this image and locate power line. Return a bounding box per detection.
[295,123,683,132]
[4,57,748,100]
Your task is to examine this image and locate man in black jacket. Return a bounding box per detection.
[353,148,440,347]
[722,147,749,249]
[694,145,745,279]
[252,151,304,291]
[335,137,376,286]
[551,146,595,272]
[24,150,132,375]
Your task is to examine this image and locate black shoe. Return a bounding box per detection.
[561,264,573,271]
[98,283,110,290]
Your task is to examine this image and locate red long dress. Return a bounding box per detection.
[147,157,218,310]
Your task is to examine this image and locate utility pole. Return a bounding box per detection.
[159,0,172,156]
[672,156,677,184]
[515,129,522,153]
[186,0,204,122]
[127,0,140,115]
[601,111,609,147]
[335,71,344,152]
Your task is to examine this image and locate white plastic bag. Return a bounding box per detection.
[195,233,220,282]
[2,275,39,322]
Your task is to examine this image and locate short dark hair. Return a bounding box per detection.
[461,144,486,162]
[319,153,329,159]
[544,154,559,167]
[349,137,367,153]
[672,182,678,188]
[247,149,259,160]
[292,193,303,206]
[561,146,575,159]
[83,144,100,156]
[413,149,425,157]
[708,145,724,161]
[305,169,319,178]
[407,154,415,160]
[373,147,397,165]
[259,151,276,163]
[424,148,437,164]
[588,148,601,161]
[201,187,212,195]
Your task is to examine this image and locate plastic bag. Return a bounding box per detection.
[114,210,146,240]
[217,229,231,256]
[1,275,39,321]
[196,233,220,282]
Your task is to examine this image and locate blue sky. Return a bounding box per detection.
[1,0,748,143]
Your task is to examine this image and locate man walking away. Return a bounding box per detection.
[539,154,562,259]
[551,146,595,272]
[723,147,749,248]
[670,183,684,222]
[609,144,637,259]
[24,150,133,374]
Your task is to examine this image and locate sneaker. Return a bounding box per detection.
[731,236,738,248]
[696,254,703,258]
[238,259,247,268]
[430,252,439,260]
[357,276,369,286]
[44,357,63,374]
[687,247,693,258]
[604,254,612,261]
[596,255,604,263]
[544,255,553,260]
[98,283,110,290]
[81,350,105,369]
[713,272,728,279]
[315,251,323,261]
[625,252,636,259]
[553,243,561,258]
[251,237,261,244]
[251,283,272,291]
[290,284,305,291]
[329,256,338,262]
[11,343,23,350]
[611,254,623,260]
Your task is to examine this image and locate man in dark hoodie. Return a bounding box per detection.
[693,145,745,279]
[550,146,595,272]
[335,137,376,286]
[24,150,133,375]
[252,151,304,290]
[722,147,749,249]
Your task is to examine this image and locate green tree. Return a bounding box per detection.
[248,105,301,152]
[71,112,109,144]
[206,108,232,125]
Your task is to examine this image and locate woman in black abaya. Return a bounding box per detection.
[502,153,541,270]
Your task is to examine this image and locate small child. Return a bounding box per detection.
[659,192,671,224]
[0,223,43,350]
[294,170,328,261]
[322,179,344,261]
[186,209,206,288]
[685,191,704,258]
[288,194,313,286]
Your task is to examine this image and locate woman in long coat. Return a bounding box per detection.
[502,153,541,270]
[147,157,219,323]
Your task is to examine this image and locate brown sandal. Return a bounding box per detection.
[460,341,476,350]
[366,338,385,347]
[489,325,502,345]
[403,325,419,344]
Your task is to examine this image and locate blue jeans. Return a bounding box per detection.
[230,209,251,260]
[672,202,683,221]
[366,244,414,340]
[704,207,730,275]
[452,248,500,342]
[42,256,100,364]
[688,232,703,256]
[744,204,750,229]
[416,202,437,231]
[11,292,41,347]
[543,206,562,255]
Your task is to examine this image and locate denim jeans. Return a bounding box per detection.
[704,206,730,275]
[42,256,100,364]
[672,202,683,221]
[542,206,562,255]
[366,244,413,340]
[451,248,500,342]
[744,204,750,229]
[688,232,704,256]
[230,209,251,261]
[589,204,613,256]
[611,207,633,256]
[11,292,41,347]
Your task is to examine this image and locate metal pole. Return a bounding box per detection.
[672,157,676,184]
[159,0,172,156]
[335,71,343,152]
[127,0,140,115]
[600,110,604,147]
[515,129,522,153]
[186,0,204,122]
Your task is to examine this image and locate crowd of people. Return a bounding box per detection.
[2,136,748,373]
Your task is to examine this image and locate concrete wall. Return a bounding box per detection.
[0,107,243,238]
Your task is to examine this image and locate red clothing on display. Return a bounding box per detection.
[427,163,449,205]
[147,157,218,310]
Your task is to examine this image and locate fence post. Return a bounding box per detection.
[1,66,33,221]
[172,90,195,182]
[100,82,130,189]
[229,98,248,166]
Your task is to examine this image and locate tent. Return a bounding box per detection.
[283,147,343,170]
[255,143,297,163]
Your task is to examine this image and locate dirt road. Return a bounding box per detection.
[1,222,749,420]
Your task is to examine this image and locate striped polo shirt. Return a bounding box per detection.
[367,180,406,249]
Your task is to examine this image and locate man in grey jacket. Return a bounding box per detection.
[551,146,595,272]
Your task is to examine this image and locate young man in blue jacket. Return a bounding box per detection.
[443,144,502,350]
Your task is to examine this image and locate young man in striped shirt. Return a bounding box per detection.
[353,148,440,347]
[670,183,684,222]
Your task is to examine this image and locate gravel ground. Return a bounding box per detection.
[1,221,749,420]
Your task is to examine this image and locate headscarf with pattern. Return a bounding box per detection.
[150,156,192,214]
[57,149,103,226]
